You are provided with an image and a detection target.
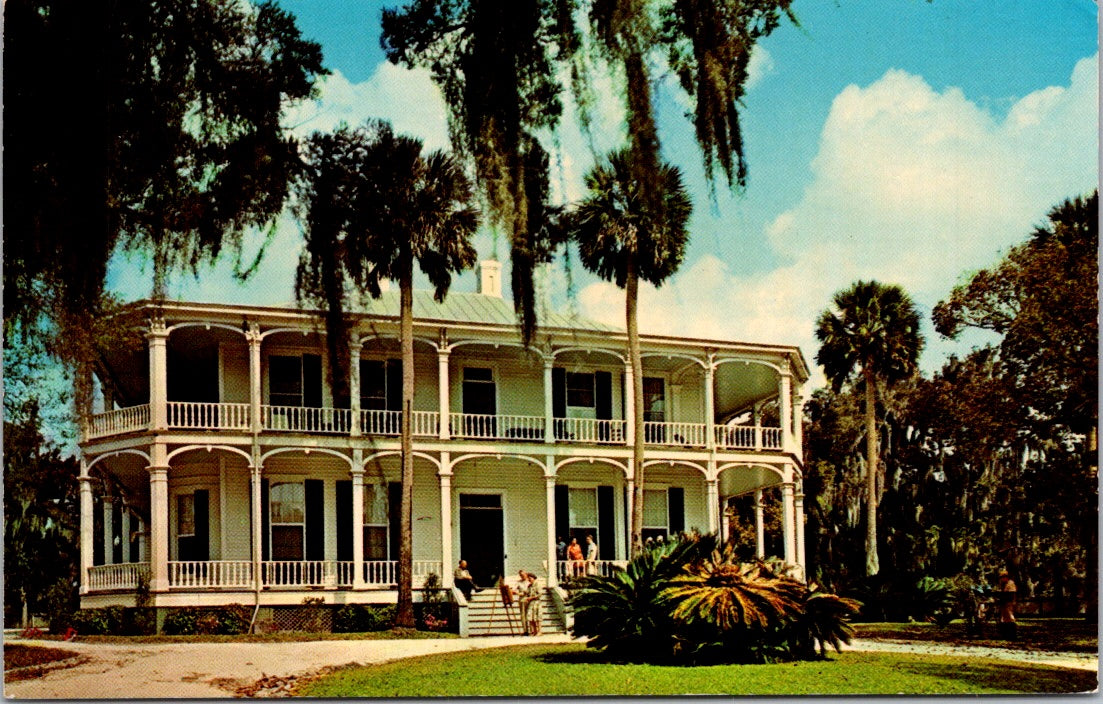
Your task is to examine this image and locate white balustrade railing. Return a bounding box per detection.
[86,405,151,439]
[553,559,627,581]
[359,409,439,436]
[262,560,339,587]
[167,402,250,431]
[262,406,352,434]
[450,413,544,441]
[714,425,785,451]
[643,421,707,447]
[762,427,784,449]
[87,562,150,591]
[168,560,254,588]
[554,417,626,444]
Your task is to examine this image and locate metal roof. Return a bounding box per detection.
[352,290,623,333]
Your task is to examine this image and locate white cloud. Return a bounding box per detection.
[577,56,1098,388]
[283,65,450,149]
[745,47,775,90]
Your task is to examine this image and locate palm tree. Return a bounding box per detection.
[296,121,478,627]
[814,281,923,576]
[564,149,692,556]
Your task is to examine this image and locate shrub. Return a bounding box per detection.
[570,533,860,665]
[415,602,451,632]
[215,604,251,635]
[69,606,125,635]
[44,578,78,634]
[333,604,396,632]
[162,607,201,635]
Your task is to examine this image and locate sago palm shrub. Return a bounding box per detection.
[569,532,861,664]
[570,533,716,660]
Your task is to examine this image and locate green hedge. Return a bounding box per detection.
[162,605,251,635]
[333,604,396,632]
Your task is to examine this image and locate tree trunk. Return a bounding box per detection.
[396,261,416,628]
[627,257,646,556]
[863,367,880,576]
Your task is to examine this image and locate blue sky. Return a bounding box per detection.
[107,0,1098,385]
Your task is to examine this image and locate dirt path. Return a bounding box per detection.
[4,634,1096,699]
[3,634,572,699]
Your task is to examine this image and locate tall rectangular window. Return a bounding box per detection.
[269,356,303,407]
[462,367,496,415]
[642,488,669,543]
[177,494,195,560]
[363,482,389,560]
[360,360,387,410]
[270,482,305,561]
[566,372,596,418]
[568,487,598,544]
[642,377,665,422]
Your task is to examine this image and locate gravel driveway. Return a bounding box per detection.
[4,634,1096,699]
[4,634,573,699]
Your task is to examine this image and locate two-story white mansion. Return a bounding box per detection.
[79,261,809,620]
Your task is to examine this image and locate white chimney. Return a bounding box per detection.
[478,259,502,298]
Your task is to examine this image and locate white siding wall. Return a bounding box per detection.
[221,459,252,560]
[450,459,547,576]
[220,344,250,403]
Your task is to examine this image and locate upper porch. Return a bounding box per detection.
[84,296,808,460]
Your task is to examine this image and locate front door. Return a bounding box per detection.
[458,493,505,586]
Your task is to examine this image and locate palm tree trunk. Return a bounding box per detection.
[627,257,646,556]
[863,367,880,576]
[396,261,416,628]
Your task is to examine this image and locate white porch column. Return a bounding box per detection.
[439,348,451,440]
[121,502,131,563]
[351,451,366,589]
[779,367,793,454]
[781,481,796,568]
[350,338,363,437]
[704,361,716,450]
[247,323,262,434]
[625,476,635,555]
[792,388,804,462]
[78,467,94,594]
[545,468,557,586]
[102,495,114,564]
[439,452,453,587]
[543,360,555,444]
[148,317,169,431]
[624,362,635,446]
[148,445,170,592]
[795,483,807,581]
[706,478,720,535]
[250,462,263,591]
[754,489,766,559]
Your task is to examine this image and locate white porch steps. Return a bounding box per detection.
[465,588,565,636]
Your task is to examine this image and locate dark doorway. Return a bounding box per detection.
[459,493,504,586]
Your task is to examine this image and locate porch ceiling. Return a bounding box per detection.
[713,363,778,421]
[717,463,784,497]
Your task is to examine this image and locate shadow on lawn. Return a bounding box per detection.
[895,659,1096,694]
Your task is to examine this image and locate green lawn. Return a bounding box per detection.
[294,643,1096,696]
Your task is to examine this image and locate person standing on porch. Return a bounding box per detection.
[567,537,584,577]
[585,534,599,575]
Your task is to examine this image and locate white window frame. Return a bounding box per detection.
[642,487,670,542]
[269,479,306,562]
[566,371,596,419]
[362,481,390,560]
